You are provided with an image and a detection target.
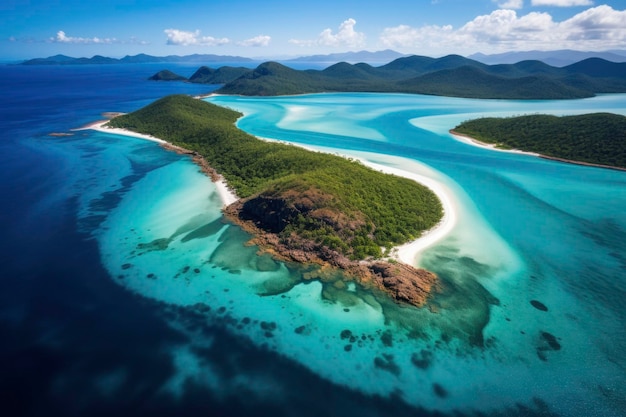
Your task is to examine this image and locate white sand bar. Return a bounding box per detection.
[79,121,168,144]
[350,158,456,266]
[450,131,539,156]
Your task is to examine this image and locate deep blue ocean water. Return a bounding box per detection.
[1,63,625,417]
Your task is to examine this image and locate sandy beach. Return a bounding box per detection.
[78,121,167,144]
[85,120,455,269]
[254,137,456,266]
[83,121,239,207]
[362,161,456,265]
[449,130,540,156]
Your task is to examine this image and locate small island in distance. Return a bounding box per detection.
[107,95,444,307]
[452,113,626,170]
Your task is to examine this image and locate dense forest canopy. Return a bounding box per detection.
[108,95,443,260]
[453,113,626,169]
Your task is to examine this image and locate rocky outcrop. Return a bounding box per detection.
[224,193,439,308]
[369,262,438,307]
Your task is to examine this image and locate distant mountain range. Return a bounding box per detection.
[153,54,626,100]
[19,49,626,67]
[468,50,626,67]
[19,53,253,65]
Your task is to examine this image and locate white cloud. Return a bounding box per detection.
[47,31,147,45]
[494,0,524,9]
[560,5,626,40]
[164,29,230,46]
[531,0,593,6]
[237,35,271,47]
[289,18,366,48]
[379,5,626,54]
[51,30,116,44]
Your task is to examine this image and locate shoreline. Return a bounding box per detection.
[364,161,455,265]
[253,136,456,265]
[449,130,539,156]
[83,121,239,207]
[449,129,626,172]
[86,120,454,269]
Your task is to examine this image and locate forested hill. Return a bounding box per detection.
[453,113,626,169]
[208,55,626,99]
[107,95,442,260]
[107,94,445,307]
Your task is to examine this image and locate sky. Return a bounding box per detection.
[1,0,626,60]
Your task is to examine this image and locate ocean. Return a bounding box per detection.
[1,63,625,417]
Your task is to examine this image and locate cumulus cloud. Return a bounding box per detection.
[51,30,116,44]
[494,0,524,9]
[289,18,366,48]
[531,0,593,6]
[164,29,229,46]
[237,35,271,47]
[47,31,147,45]
[379,5,626,53]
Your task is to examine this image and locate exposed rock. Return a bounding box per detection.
[224,194,439,308]
[369,262,438,307]
[159,143,439,308]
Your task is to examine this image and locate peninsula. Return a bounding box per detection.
[105,95,444,307]
[452,112,626,170]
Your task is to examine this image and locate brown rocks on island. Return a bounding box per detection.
[224,192,439,308]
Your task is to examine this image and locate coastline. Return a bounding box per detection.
[86,120,455,270]
[83,120,239,207]
[79,103,462,307]
[450,129,626,172]
[364,161,455,265]
[449,130,539,156]
[253,137,456,266]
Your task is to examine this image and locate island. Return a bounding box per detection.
[149,55,626,100]
[452,113,626,170]
[105,95,445,307]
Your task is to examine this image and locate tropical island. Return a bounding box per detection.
[105,95,444,307]
[149,55,626,100]
[452,112,626,170]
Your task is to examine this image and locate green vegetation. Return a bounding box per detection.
[148,70,187,81]
[188,66,250,84]
[213,56,626,99]
[108,95,443,260]
[454,113,626,169]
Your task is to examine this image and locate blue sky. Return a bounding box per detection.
[1,0,625,59]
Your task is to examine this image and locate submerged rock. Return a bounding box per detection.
[530,300,549,311]
[224,199,439,308]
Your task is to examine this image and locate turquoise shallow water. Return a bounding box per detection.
[93,93,626,415]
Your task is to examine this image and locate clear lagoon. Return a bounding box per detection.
[1,64,625,416]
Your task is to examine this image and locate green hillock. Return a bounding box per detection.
[213,56,626,99]
[453,113,626,169]
[188,66,250,84]
[148,69,187,81]
[108,95,443,259]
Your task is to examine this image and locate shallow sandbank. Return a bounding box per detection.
[84,121,239,206]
